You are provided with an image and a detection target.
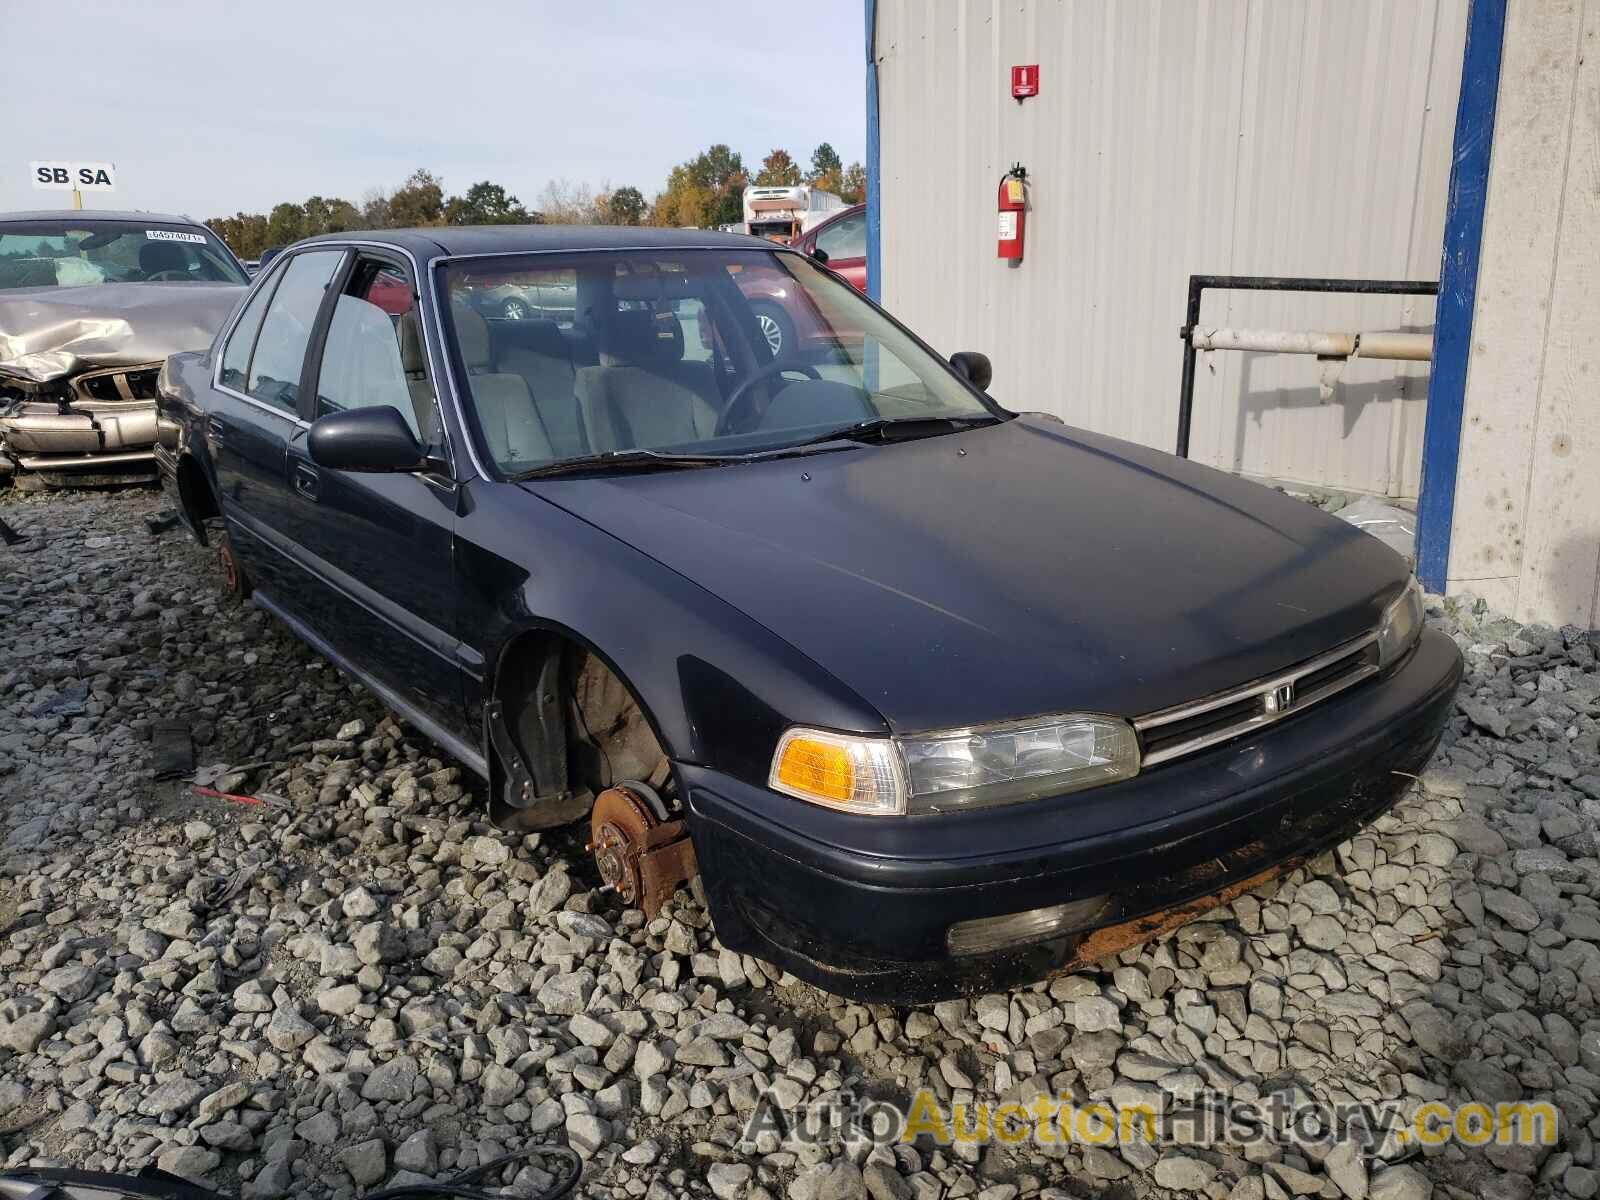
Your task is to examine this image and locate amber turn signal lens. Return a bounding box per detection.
[774,736,855,802]
[768,728,908,815]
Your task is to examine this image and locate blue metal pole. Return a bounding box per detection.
[865,0,882,303]
[1415,0,1507,593]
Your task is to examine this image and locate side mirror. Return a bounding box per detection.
[308,407,426,473]
[809,245,830,264]
[949,351,992,392]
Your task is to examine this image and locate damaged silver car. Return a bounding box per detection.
[0,210,248,486]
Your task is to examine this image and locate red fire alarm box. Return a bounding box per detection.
[1011,64,1039,100]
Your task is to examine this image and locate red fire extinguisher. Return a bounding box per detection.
[997,164,1027,262]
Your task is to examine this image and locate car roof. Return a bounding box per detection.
[0,209,201,226]
[294,223,778,259]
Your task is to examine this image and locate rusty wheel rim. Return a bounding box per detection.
[218,543,239,592]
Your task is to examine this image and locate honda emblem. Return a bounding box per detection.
[1264,682,1296,714]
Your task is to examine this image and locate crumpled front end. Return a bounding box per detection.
[0,281,242,484]
[1,363,164,481]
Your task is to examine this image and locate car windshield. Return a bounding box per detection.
[0,220,247,290]
[439,248,997,474]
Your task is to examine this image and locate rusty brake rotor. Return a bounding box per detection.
[589,783,698,917]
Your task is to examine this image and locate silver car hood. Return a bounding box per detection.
[0,282,245,387]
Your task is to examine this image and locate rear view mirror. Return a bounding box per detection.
[308,407,426,473]
[949,351,992,392]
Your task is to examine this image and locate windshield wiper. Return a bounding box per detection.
[510,448,729,480]
[783,413,1003,450]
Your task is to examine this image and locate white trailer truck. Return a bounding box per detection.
[742,185,845,243]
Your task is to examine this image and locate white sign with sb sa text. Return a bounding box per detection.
[30,161,117,192]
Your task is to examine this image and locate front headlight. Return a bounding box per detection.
[769,713,1140,816]
[899,714,1139,813]
[1376,577,1424,667]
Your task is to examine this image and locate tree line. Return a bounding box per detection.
[206,144,865,259]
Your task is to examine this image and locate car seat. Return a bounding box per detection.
[575,309,721,453]
[452,304,554,467]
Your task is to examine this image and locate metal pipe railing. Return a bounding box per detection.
[1175,275,1439,458]
[1188,328,1433,361]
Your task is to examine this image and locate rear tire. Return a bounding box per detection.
[210,520,250,602]
[501,297,532,321]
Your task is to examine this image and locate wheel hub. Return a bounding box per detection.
[588,784,698,916]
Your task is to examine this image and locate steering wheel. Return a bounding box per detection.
[145,269,190,282]
[715,361,821,436]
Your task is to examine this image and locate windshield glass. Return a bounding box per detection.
[0,220,247,290]
[439,249,995,475]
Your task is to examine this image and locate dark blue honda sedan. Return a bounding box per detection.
[155,225,1462,1002]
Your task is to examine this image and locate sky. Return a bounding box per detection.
[3,0,867,219]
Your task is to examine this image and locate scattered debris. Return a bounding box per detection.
[143,510,183,537]
[149,720,194,780]
[1335,495,1418,563]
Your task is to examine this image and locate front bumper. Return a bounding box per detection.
[0,399,158,472]
[686,627,1462,1003]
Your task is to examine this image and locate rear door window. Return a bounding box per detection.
[246,250,343,414]
[219,271,280,392]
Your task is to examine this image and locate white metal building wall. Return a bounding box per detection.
[874,0,1466,498]
[1447,0,1600,626]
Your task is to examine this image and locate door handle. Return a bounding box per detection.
[293,461,320,500]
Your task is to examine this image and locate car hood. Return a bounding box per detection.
[0,282,245,388]
[525,417,1409,732]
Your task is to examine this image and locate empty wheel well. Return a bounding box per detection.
[177,456,220,543]
[492,632,673,810]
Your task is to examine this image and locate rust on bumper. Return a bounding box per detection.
[1050,857,1297,977]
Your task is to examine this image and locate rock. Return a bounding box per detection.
[794,1160,868,1200]
[353,920,407,964]
[864,1162,914,1200]
[341,885,382,919]
[317,983,364,1016]
[566,1112,610,1158]
[1324,1139,1368,1200]
[340,1138,388,1188]
[466,834,510,866]
[0,1080,28,1116]
[266,1006,317,1052]
[1073,996,1121,1033]
[155,1146,220,1181]
[710,1163,755,1199]
[361,1055,419,1102]
[0,1011,55,1054]
[195,1081,252,1124]
[394,1129,438,1174]
[139,1078,208,1118]
[480,1062,524,1106]
[1153,1157,1217,1191]
[536,969,594,1016]
[1483,888,1541,932]
[39,963,97,1004]
[1369,1164,1430,1200]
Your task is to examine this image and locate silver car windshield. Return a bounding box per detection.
[438,249,994,474]
[0,220,248,290]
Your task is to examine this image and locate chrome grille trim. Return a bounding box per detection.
[1134,632,1380,767]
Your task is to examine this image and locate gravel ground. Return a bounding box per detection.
[1,486,1598,1200]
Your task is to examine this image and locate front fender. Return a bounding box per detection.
[159,350,223,544]
[456,479,888,788]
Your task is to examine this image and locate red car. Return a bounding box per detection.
[792,203,866,291]
[733,204,867,357]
